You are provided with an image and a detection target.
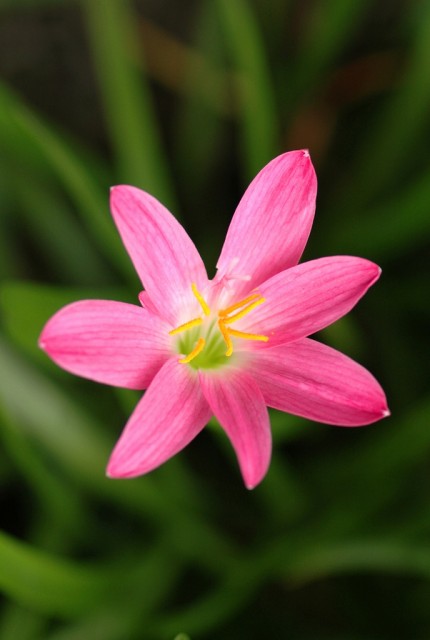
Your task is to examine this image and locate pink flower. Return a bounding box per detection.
[39,150,389,489]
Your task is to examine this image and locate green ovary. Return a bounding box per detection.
[177,322,230,370]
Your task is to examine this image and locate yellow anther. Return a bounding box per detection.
[227,328,269,343]
[169,317,202,335]
[191,283,211,316]
[219,293,261,317]
[218,321,233,357]
[179,337,206,364]
[222,297,265,325]
[171,282,267,364]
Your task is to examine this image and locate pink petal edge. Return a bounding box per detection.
[107,358,212,478]
[239,256,381,347]
[110,186,208,324]
[249,338,389,426]
[39,300,170,390]
[215,150,317,298]
[199,368,271,489]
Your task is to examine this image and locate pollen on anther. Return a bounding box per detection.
[191,283,210,316]
[222,297,265,325]
[179,337,206,364]
[228,328,268,343]
[219,293,261,317]
[218,321,233,357]
[169,317,202,335]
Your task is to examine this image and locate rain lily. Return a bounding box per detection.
[39,150,389,489]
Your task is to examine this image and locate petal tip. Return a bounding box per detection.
[106,459,129,479]
[106,452,125,479]
[361,259,382,287]
[38,325,50,352]
[110,184,127,202]
[372,261,382,278]
[105,463,136,479]
[110,184,138,209]
[109,184,120,196]
[242,464,269,490]
[244,471,267,490]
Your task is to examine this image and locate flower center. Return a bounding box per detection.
[169,283,268,369]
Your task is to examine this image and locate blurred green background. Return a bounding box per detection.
[1,1,429,638]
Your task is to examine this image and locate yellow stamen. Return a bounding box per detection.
[222,297,265,325]
[219,293,261,317]
[169,317,202,335]
[218,321,233,357]
[179,337,206,364]
[227,328,269,342]
[192,282,210,316]
[170,282,268,364]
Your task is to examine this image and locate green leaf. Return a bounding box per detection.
[5,172,111,284]
[0,337,110,478]
[0,82,133,282]
[82,0,176,209]
[0,603,46,640]
[287,539,430,585]
[333,1,430,206]
[0,406,88,538]
[287,0,373,105]
[216,0,279,179]
[0,529,110,617]
[325,169,430,260]
[174,1,228,205]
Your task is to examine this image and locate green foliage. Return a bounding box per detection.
[0,0,429,638]
[82,0,177,209]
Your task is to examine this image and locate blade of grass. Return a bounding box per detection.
[0,168,22,279]
[287,539,430,585]
[0,529,111,617]
[286,0,373,106]
[325,167,430,260]
[6,170,111,285]
[0,83,133,283]
[174,1,229,204]
[82,0,176,209]
[0,337,111,478]
[43,544,181,640]
[304,397,430,538]
[0,406,89,540]
[333,1,430,208]
[216,0,279,179]
[0,604,46,640]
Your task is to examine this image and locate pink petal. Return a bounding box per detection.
[240,256,381,347]
[199,369,271,489]
[215,150,317,297]
[39,300,170,389]
[110,186,208,323]
[249,338,389,426]
[107,358,211,478]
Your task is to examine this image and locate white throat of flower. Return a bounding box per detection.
[168,283,268,369]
